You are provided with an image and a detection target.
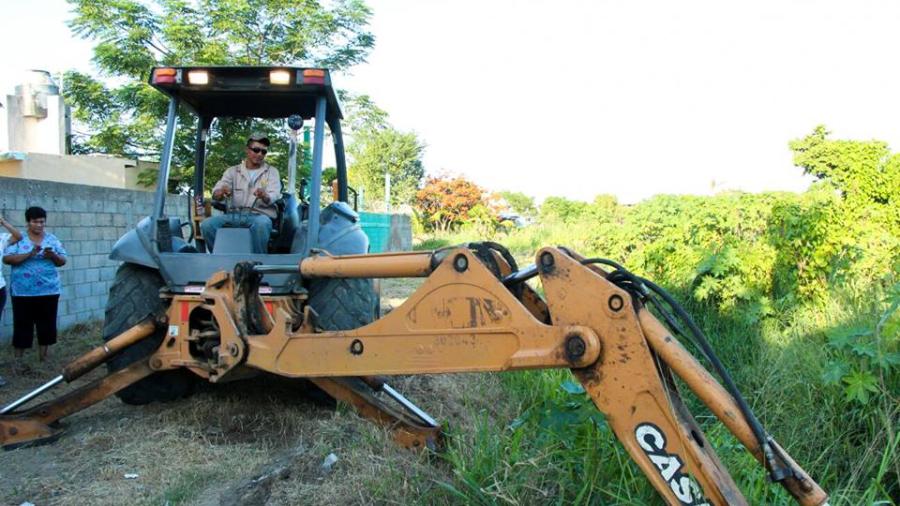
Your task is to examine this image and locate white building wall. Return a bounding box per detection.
[0,100,8,152]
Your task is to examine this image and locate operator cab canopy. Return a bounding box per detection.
[148,66,343,122]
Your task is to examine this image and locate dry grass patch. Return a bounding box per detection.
[0,278,515,505]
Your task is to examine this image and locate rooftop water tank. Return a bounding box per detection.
[14,70,60,118]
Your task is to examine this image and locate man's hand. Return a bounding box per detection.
[213,185,232,200]
[30,245,41,257]
[253,187,270,204]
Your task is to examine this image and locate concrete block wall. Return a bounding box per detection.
[388,214,412,252]
[0,176,188,342]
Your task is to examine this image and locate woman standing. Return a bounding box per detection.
[0,213,23,384]
[2,207,67,369]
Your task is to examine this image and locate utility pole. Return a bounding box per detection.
[384,171,391,213]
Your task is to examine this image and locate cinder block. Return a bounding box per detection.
[85,268,100,282]
[78,212,96,226]
[75,311,93,324]
[101,266,116,281]
[113,214,126,226]
[71,198,88,212]
[102,228,118,240]
[59,314,77,329]
[91,282,107,296]
[72,269,86,284]
[86,295,102,310]
[47,226,72,243]
[80,241,96,255]
[68,297,84,312]
[72,255,91,270]
[89,254,108,268]
[59,237,76,253]
[51,196,69,211]
[104,201,118,213]
[75,283,92,298]
[90,201,104,213]
[73,228,89,241]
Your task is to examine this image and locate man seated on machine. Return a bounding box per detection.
[201,133,282,253]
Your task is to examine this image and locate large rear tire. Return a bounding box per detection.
[103,263,194,405]
[307,278,379,331]
[303,277,378,405]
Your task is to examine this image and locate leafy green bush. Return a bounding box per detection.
[822,282,900,406]
[415,127,900,504]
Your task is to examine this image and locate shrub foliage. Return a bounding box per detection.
[419,127,898,503]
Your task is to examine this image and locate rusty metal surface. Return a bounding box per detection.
[519,283,551,324]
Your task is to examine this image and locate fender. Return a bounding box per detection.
[109,217,157,268]
[109,216,191,269]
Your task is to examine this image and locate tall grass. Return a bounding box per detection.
[414,222,898,504]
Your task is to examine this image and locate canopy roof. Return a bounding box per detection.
[148,66,343,121]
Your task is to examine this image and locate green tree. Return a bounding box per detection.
[783,126,900,299]
[348,128,426,209]
[498,191,536,219]
[64,0,374,191]
[587,194,621,222]
[789,125,899,205]
[341,93,426,209]
[540,196,589,223]
[340,92,390,134]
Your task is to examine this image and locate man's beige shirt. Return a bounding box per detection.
[212,162,281,218]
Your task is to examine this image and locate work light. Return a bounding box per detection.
[270,70,291,85]
[187,70,209,85]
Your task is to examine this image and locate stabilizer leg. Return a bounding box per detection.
[0,359,155,449]
[310,377,442,451]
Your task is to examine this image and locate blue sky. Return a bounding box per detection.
[4,0,899,203]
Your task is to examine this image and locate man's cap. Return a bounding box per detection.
[247,133,270,146]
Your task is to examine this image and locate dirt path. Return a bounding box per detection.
[0,278,509,505]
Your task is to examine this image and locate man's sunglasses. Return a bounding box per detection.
[249,147,268,155]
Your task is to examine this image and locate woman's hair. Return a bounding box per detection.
[25,206,47,222]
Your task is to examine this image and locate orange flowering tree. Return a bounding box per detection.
[415,175,486,232]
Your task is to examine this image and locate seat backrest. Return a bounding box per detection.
[212,227,254,254]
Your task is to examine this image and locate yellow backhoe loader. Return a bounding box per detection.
[0,67,828,506]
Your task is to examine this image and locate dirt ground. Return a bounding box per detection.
[0,279,506,506]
